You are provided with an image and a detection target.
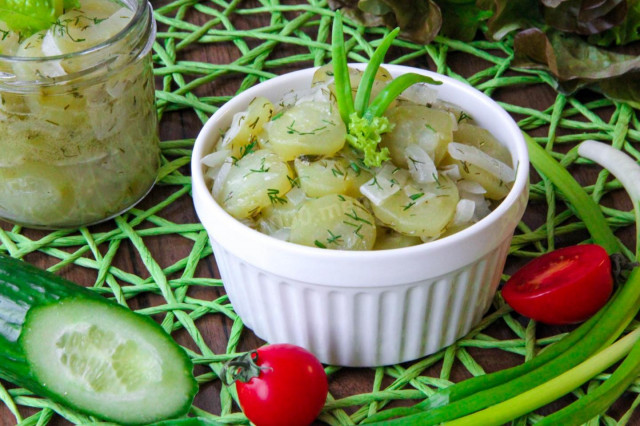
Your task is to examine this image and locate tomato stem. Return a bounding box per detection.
[221,351,269,385]
[610,253,639,284]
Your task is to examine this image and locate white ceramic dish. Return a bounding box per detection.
[192,64,529,367]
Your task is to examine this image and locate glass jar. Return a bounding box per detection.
[0,0,159,229]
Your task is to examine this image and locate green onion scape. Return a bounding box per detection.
[364,136,640,425]
[331,11,442,168]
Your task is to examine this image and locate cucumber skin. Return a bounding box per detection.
[0,254,104,392]
[0,254,197,423]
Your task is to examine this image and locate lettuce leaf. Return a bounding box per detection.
[0,0,79,33]
[597,73,640,108]
[478,0,542,40]
[328,0,443,44]
[589,0,640,45]
[329,0,640,105]
[438,0,493,41]
[0,0,57,32]
[543,0,627,35]
[513,27,640,103]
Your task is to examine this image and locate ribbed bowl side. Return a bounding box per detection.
[211,237,512,367]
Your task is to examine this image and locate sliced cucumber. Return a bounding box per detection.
[0,255,197,425]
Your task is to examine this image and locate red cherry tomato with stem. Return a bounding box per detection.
[502,244,613,325]
[226,344,328,426]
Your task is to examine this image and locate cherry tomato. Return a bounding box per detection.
[230,344,328,426]
[501,244,613,325]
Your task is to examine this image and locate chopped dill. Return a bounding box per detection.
[267,188,287,205]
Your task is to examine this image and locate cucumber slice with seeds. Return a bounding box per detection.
[0,255,197,425]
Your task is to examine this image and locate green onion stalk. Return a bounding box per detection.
[364,137,640,424]
[331,11,441,168]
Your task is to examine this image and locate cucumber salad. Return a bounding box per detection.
[0,0,159,228]
[202,64,516,251]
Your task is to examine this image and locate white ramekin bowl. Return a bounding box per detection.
[192,64,529,367]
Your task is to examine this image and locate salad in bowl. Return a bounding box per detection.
[191,15,529,366]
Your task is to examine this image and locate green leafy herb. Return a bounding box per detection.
[0,0,80,34]
[402,201,416,210]
[314,240,327,248]
[344,207,373,225]
[331,11,442,167]
[286,120,327,135]
[267,188,287,205]
[287,175,300,188]
[326,230,343,245]
[345,113,392,167]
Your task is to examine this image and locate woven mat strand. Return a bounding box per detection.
[1,0,640,424]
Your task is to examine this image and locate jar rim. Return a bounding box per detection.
[0,0,149,63]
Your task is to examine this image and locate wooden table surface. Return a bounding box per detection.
[1,1,639,424]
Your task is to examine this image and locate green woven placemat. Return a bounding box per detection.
[1,0,640,424]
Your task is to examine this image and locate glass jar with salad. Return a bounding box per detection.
[0,0,159,228]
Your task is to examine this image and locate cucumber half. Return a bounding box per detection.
[0,255,197,424]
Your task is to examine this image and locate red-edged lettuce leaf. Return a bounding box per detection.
[329,0,640,106]
[543,0,627,35]
[477,0,543,40]
[328,0,442,44]
[330,0,491,43]
[513,27,640,104]
[598,73,640,108]
[328,0,386,27]
[589,0,640,45]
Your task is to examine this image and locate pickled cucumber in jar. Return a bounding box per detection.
[0,0,159,228]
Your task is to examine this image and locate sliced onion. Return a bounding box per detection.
[448,111,459,131]
[280,86,331,108]
[441,164,461,181]
[456,179,486,194]
[204,167,218,182]
[212,160,232,200]
[403,184,436,207]
[421,235,440,243]
[285,187,306,205]
[202,149,231,169]
[41,31,63,57]
[448,142,516,183]
[462,192,492,221]
[360,163,406,206]
[416,130,439,158]
[404,145,437,183]
[219,112,245,148]
[452,199,475,226]
[270,227,291,241]
[400,83,438,106]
